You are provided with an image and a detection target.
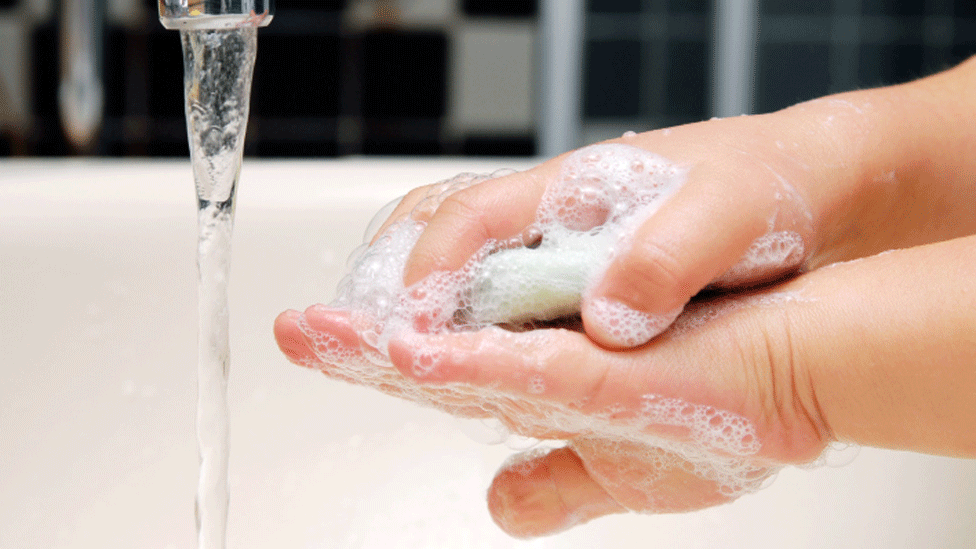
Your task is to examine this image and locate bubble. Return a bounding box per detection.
[299,145,787,503]
[526,375,546,395]
[455,417,510,445]
[821,442,861,468]
[363,195,405,242]
[711,231,805,288]
[505,434,543,451]
[584,298,683,348]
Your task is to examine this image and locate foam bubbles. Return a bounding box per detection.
[711,230,805,287]
[584,298,682,348]
[297,143,794,509]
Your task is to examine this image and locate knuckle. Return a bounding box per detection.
[433,191,492,238]
[610,239,687,305]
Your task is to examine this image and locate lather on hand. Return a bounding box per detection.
[275,57,976,537]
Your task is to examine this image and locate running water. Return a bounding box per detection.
[181,28,257,549]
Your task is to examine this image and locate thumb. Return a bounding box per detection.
[582,167,789,349]
[487,447,624,538]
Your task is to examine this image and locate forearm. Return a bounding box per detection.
[791,235,976,457]
[790,56,976,267]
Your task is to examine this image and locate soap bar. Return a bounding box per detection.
[468,232,610,324]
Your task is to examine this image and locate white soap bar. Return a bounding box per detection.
[468,232,611,324]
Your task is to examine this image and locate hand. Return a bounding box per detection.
[275,58,976,537]
[276,235,976,537]
[371,59,976,348]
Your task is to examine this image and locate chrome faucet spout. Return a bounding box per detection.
[158,0,274,30]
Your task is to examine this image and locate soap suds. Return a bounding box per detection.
[295,143,829,508]
[583,297,682,348]
[710,231,805,288]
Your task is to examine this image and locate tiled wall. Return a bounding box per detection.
[0,0,538,156]
[580,0,976,143]
[1,0,975,157]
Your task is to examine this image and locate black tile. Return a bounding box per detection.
[924,0,954,16]
[957,0,976,17]
[583,39,642,117]
[30,24,58,117]
[250,117,337,157]
[362,136,442,155]
[145,140,189,156]
[146,118,188,156]
[27,117,70,156]
[264,9,342,34]
[756,43,831,113]
[146,30,185,117]
[461,134,536,156]
[668,0,710,13]
[857,43,925,86]
[587,0,641,14]
[104,27,127,118]
[951,40,976,64]
[861,0,926,16]
[253,34,340,117]
[923,45,956,71]
[664,40,707,119]
[99,117,131,156]
[0,131,11,156]
[362,118,442,155]
[274,0,345,12]
[361,30,447,118]
[463,0,537,17]
[760,0,831,16]
[954,18,976,62]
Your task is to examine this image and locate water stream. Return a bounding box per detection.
[180,27,257,549]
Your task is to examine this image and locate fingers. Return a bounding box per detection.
[487,440,758,538]
[570,437,743,514]
[487,446,625,538]
[275,305,520,417]
[402,165,555,287]
[274,308,318,366]
[274,305,363,367]
[582,160,803,349]
[388,327,615,406]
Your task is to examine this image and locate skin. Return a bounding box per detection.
[274,57,976,537]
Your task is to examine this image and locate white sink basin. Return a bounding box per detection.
[2,159,975,549]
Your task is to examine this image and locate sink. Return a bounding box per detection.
[2,159,975,548]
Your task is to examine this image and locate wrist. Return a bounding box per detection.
[774,59,976,268]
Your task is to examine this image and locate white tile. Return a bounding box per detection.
[107,0,149,27]
[345,0,456,30]
[449,21,535,135]
[24,0,52,21]
[399,0,455,27]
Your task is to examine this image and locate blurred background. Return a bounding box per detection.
[0,0,974,159]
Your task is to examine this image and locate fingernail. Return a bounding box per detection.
[274,310,312,364]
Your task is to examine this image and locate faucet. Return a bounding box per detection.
[158,0,274,30]
[157,0,274,204]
